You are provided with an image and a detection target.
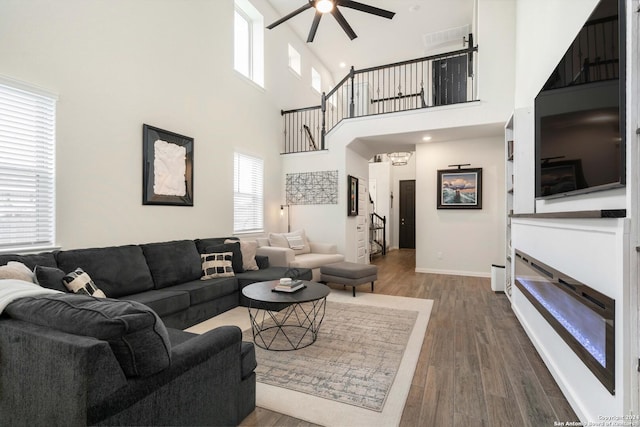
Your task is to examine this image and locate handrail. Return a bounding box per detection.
[280,37,479,154]
[356,46,478,74]
[370,212,386,257]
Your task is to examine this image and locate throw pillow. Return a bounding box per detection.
[256,237,270,247]
[201,252,235,279]
[62,268,107,298]
[5,294,171,377]
[34,265,69,293]
[226,239,259,271]
[0,261,34,283]
[268,232,289,248]
[285,234,305,250]
[207,241,244,273]
[284,230,311,255]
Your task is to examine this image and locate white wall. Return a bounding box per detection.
[415,136,505,276]
[514,0,600,108]
[369,161,391,251]
[0,0,332,249]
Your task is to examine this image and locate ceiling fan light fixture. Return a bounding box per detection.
[387,152,413,166]
[315,0,334,14]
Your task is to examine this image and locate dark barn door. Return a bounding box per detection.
[432,55,468,106]
[399,180,416,249]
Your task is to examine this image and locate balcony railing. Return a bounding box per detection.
[281,36,478,154]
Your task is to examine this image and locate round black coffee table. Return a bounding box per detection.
[242,280,330,351]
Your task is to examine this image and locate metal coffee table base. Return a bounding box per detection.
[247,298,327,351]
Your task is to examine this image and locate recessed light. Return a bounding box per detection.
[339,62,346,68]
[422,136,432,141]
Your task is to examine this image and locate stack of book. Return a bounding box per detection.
[273,278,305,293]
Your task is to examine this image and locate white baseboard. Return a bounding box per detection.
[414,267,490,278]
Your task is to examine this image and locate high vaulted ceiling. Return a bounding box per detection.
[266,0,475,80]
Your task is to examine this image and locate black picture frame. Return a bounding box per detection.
[143,124,194,206]
[347,175,358,216]
[437,167,482,209]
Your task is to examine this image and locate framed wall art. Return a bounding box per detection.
[347,175,359,216]
[143,124,194,206]
[437,167,482,209]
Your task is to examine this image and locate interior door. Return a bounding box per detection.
[399,180,416,249]
[432,55,468,106]
[356,177,368,263]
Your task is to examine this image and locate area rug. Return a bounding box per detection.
[187,291,433,426]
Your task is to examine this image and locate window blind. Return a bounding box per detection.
[0,82,56,250]
[233,152,263,233]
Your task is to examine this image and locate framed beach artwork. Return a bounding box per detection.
[437,168,482,209]
[143,124,194,206]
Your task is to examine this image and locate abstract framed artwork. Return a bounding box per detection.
[437,167,482,209]
[347,175,359,216]
[143,124,194,206]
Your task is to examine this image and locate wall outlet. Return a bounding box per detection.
[437,251,443,260]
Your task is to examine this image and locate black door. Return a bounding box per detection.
[399,180,416,249]
[432,55,468,106]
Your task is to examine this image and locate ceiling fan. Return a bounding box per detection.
[267,0,395,42]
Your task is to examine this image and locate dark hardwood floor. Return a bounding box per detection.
[240,249,578,426]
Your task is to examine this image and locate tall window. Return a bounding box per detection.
[233,152,263,233]
[311,67,322,93]
[288,44,301,76]
[234,0,264,87]
[0,79,57,252]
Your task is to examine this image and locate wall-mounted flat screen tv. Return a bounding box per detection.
[535,0,625,199]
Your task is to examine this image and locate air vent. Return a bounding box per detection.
[423,24,470,51]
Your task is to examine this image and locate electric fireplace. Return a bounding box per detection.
[514,250,615,394]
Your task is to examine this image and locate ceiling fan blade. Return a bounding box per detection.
[331,7,357,40]
[266,3,313,29]
[307,10,322,42]
[338,0,395,19]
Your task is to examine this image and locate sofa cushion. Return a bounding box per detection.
[194,237,236,254]
[0,252,58,270]
[5,294,171,377]
[56,245,154,298]
[62,268,106,298]
[289,253,345,270]
[0,262,34,282]
[141,240,202,289]
[201,253,235,279]
[34,265,68,293]
[121,289,190,317]
[161,277,237,306]
[206,242,243,273]
[255,255,269,270]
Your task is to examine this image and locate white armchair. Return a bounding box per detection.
[255,230,344,281]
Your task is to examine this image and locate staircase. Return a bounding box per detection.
[369,212,386,258]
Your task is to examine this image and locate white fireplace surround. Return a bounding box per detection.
[511,217,632,422]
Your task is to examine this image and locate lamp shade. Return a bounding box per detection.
[387,152,413,166]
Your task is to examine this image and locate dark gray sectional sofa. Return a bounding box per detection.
[0,236,312,426]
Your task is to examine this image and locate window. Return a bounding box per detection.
[311,67,322,93]
[234,10,251,78]
[233,152,263,233]
[288,44,301,76]
[234,0,264,86]
[0,79,56,252]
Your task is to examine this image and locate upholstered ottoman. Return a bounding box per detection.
[320,261,378,297]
